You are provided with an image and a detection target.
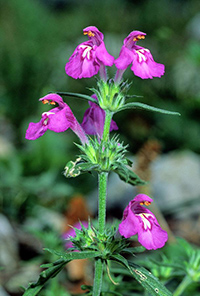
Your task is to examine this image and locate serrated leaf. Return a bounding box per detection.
[128,262,173,296]
[22,259,69,296]
[117,102,181,116]
[44,248,101,261]
[57,92,97,103]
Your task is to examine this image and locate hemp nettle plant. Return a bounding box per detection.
[23,26,180,296]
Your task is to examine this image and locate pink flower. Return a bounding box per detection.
[115,31,165,82]
[65,26,114,80]
[25,94,88,144]
[81,95,118,138]
[119,194,168,250]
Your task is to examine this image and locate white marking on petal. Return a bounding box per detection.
[42,111,55,116]
[42,111,54,126]
[136,213,154,230]
[136,48,149,63]
[43,118,49,126]
[79,45,93,60]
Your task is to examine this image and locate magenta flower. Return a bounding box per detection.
[115,31,165,82]
[119,194,168,250]
[65,26,114,80]
[25,93,88,144]
[81,95,118,138]
[62,221,88,250]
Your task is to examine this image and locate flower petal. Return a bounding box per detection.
[80,57,100,78]
[81,103,104,137]
[81,96,118,138]
[137,221,168,250]
[96,42,114,66]
[65,48,84,79]
[39,93,66,107]
[25,118,48,140]
[115,46,134,70]
[47,106,73,133]
[118,206,139,238]
[131,49,165,79]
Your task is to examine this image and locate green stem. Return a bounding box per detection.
[173,275,193,296]
[93,259,104,296]
[93,103,112,295]
[98,172,108,234]
[102,110,113,142]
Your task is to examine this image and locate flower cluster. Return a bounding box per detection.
[65,26,165,82]
[25,25,168,251]
[26,26,165,142]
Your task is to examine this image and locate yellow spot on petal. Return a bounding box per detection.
[139,201,151,206]
[133,35,145,42]
[84,30,95,37]
[42,99,49,104]
[42,99,56,105]
[138,35,145,39]
[144,201,151,206]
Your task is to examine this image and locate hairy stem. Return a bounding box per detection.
[94,100,112,295]
[173,275,193,296]
[98,172,108,234]
[102,110,113,142]
[93,259,104,296]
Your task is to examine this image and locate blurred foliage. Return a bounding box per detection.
[138,238,200,295]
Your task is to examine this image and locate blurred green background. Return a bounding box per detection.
[0,0,200,294]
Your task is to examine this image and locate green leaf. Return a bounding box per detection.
[114,165,146,186]
[77,162,99,172]
[110,256,172,296]
[22,259,69,296]
[123,246,146,255]
[110,254,133,275]
[57,92,97,103]
[44,248,101,261]
[128,262,173,296]
[117,102,181,116]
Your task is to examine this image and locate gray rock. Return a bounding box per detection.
[0,287,10,296]
[151,150,200,213]
[0,214,19,271]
